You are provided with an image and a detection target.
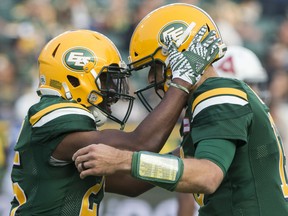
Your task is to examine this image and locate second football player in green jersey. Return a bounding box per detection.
[182,77,288,215]
[11,97,104,215]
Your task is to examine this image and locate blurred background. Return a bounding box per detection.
[0,0,288,215]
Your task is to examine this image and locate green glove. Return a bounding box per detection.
[165,25,225,85]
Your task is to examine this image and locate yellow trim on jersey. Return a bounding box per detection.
[30,103,89,126]
[192,88,247,112]
[79,177,105,215]
[13,151,20,166]
[10,183,27,216]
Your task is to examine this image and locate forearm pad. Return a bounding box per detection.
[131,151,184,191]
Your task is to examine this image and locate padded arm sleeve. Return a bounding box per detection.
[131,151,184,191]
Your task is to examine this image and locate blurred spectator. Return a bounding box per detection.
[0,67,39,216]
[0,54,17,120]
[258,0,288,20]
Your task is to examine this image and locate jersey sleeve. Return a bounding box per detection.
[25,101,96,151]
[191,79,253,145]
[195,139,236,175]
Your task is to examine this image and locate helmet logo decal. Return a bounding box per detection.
[63,48,96,72]
[158,21,189,46]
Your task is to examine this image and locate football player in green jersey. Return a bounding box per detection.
[9,23,221,216]
[8,30,187,216]
[176,45,271,216]
[73,4,288,216]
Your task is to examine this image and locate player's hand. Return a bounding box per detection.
[72,144,132,179]
[164,25,225,85]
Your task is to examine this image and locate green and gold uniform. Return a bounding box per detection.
[181,77,288,216]
[10,96,104,216]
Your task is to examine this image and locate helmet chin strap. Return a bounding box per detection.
[88,106,107,127]
[37,88,62,97]
[62,82,72,100]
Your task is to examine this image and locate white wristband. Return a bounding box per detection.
[169,82,190,94]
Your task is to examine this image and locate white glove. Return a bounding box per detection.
[164,25,225,85]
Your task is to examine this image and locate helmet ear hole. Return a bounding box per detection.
[52,43,61,57]
[67,75,80,87]
[206,23,210,32]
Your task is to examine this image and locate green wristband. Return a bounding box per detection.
[131,151,184,191]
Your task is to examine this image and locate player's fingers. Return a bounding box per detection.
[204,39,221,62]
[76,152,100,173]
[187,25,208,51]
[82,160,94,169]
[72,144,95,161]
[166,36,178,51]
[74,154,90,168]
[207,38,221,55]
[189,25,208,47]
[80,169,91,179]
[79,168,101,179]
[81,162,86,170]
[72,149,86,161]
[201,30,217,48]
[162,35,178,56]
[217,43,228,59]
[76,161,84,172]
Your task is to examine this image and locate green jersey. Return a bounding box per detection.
[181,77,288,216]
[10,96,104,216]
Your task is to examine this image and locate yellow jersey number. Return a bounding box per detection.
[10,151,104,216]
